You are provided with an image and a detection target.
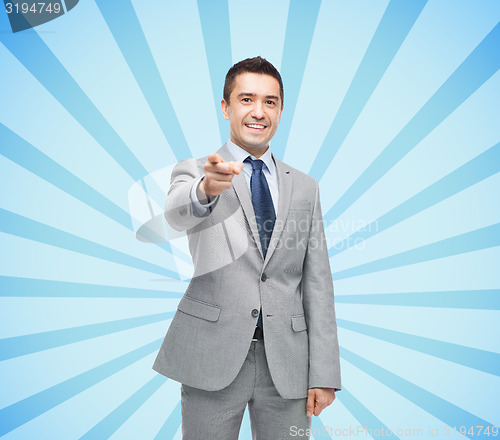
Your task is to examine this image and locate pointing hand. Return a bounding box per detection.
[200,153,244,198]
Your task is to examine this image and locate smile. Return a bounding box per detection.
[245,124,267,130]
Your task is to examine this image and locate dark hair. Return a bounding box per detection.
[223,56,284,107]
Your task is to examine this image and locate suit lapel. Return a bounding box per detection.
[217,143,265,259]
[263,155,292,267]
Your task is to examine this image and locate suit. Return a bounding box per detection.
[152,142,341,400]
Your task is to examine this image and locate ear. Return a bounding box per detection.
[277,105,283,124]
[221,99,230,121]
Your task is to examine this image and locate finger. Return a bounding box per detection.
[232,161,244,174]
[205,160,233,175]
[208,181,233,192]
[207,153,225,165]
[306,391,315,417]
[314,401,325,416]
[213,161,237,175]
[205,170,233,182]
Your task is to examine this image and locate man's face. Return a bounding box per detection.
[221,72,283,153]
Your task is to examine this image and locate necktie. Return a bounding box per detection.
[244,157,276,330]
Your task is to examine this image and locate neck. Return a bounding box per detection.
[231,139,269,159]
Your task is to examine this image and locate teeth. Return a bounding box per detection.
[246,124,265,129]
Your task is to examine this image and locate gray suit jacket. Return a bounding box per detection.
[152,143,341,399]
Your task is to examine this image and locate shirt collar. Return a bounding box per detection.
[226,139,276,174]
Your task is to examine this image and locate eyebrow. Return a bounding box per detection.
[237,92,280,101]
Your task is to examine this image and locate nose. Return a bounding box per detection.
[250,101,265,119]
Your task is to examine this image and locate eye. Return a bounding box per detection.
[266,100,276,106]
[242,98,251,103]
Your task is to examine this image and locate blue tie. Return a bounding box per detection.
[244,157,276,330]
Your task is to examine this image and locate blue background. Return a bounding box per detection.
[0,0,499,439]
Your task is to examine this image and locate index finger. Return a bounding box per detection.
[207,153,225,165]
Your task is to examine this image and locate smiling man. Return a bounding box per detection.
[153,57,341,439]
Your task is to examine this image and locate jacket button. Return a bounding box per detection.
[261,273,267,282]
[251,309,259,317]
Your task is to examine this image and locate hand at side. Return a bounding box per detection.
[306,388,336,417]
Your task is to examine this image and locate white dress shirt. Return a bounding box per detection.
[190,140,279,217]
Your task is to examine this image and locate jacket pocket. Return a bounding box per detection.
[177,296,221,322]
[291,314,308,332]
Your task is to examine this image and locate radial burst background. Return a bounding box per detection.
[1,0,499,439]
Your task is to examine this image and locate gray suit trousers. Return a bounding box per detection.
[181,340,311,439]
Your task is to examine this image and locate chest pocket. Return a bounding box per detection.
[285,201,312,236]
[289,201,311,211]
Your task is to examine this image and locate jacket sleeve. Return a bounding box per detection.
[301,179,342,391]
[190,175,219,217]
[164,158,220,232]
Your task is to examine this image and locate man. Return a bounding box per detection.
[153,56,341,439]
